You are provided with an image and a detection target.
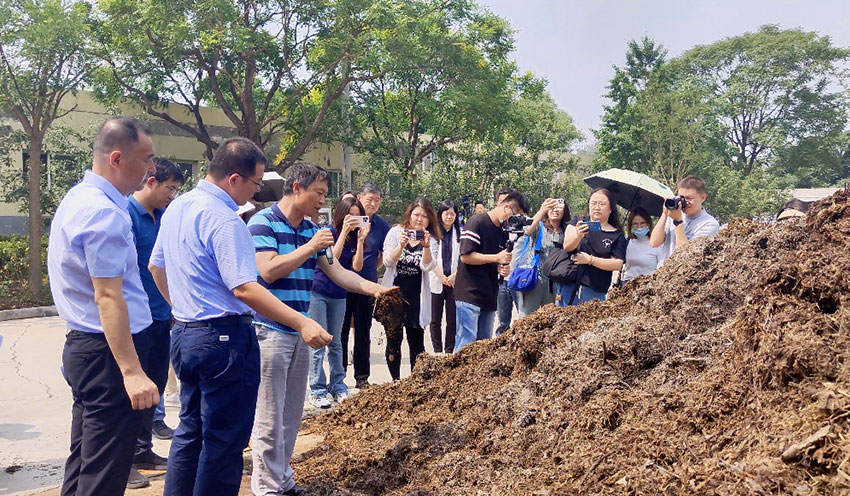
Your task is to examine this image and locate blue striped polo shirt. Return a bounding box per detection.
[248,203,319,334]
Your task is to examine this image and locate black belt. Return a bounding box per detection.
[178,314,253,328]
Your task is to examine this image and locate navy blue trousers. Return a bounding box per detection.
[163,320,260,496]
[136,318,172,455]
[61,329,149,496]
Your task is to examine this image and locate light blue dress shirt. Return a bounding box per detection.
[48,171,152,334]
[150,179,257,322]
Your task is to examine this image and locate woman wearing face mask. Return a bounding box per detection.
[381,198,441,380]
[429,201,461,354]
[556,188,627,306]
[621,207,661,283]
[512,197,570,316]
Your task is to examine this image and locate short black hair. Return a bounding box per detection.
[152,157,185,184]
[474,200,485,207]
[500,191,529,214]
[496,187,515,201]
[208,137,267,180]
[359,182,384,197]
[283,162,329,196]
[93,116,152,155]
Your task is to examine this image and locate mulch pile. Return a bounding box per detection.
[296,191,850,495]
[374,288,406,342]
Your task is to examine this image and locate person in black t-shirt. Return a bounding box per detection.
[454,191,529,352]
[556,188,626,305]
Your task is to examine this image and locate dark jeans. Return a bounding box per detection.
[429,285,456,353]
[385,324,425,381]
[341,292,374,381]
[61,329,150,496]
[163,319,260,496]
[136,318,171,456]
[495,281,517,336]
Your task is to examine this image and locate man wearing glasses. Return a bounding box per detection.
[453,191,529,352]
[149,138,330,496]
[126,157,185,488]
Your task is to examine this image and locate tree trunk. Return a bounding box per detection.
[27,136,44,294]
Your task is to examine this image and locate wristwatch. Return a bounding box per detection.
[673,219,684,226]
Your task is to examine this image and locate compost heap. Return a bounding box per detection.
[297,191,850,495]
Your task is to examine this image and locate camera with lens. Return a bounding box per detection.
[405,229,426,241]
[664,196,688,211]
[504,214,533,233]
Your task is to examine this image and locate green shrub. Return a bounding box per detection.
[0,235,48,281]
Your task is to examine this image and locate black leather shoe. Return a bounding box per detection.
[282,483,307,495]
[152,419,174,440]
[133,450,168,470]
[355,378,369,389]
[126,467,150,489]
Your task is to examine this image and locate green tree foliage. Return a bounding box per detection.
[385,74,584,217]
[353,5,516,176]
[0,0,93,291]
[595,27,850,221]
[594,37,667,173]
[678,25,850,179]
[94,0,485,170]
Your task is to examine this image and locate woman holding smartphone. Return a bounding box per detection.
[308,195,370,408]
[381,198,441,380]
[512,197,570,316]
[556,188,626,306]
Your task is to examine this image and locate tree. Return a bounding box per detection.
[94,0,477,170]
[678,25,849,174]
[404,75,584,216]
[594,37,667,172]
[353,6,516,177]
[0,0,93,291]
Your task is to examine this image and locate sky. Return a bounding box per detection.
[479,0,850,145]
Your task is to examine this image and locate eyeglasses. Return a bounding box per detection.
[238,173,264,192]
[589,201,610,208]
[631,222,649,229]
[165,185,179,199]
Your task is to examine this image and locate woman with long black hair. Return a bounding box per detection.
[428,200,461,354]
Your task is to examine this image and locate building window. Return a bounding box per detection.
[174,161,195,181]
[22,152,80,190]
[328,170,340,200]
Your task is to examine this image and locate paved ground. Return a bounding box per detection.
[0,314,457,495]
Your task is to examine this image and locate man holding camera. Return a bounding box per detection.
[494,188,519,336]
[454,191,530,352]
[650,175,720,265]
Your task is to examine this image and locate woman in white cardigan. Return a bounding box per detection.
[381,197,441,380]
[428,200,461,353]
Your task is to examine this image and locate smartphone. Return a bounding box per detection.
[583,220,602,232]
[405,229,426,241]
[556,198,566,206]
[355,216,370,228]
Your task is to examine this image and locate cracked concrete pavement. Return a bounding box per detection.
[0,313,445,495]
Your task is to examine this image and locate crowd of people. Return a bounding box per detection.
[47,116,723,496]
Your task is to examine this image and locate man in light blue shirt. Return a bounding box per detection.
[149,137,330,496]
[48,116,160,496]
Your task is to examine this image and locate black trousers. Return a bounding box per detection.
[429,284,457,353]
[61,329,150,496]
[136,318,172,455]
[385,323,425,381]
[341,292,374,381]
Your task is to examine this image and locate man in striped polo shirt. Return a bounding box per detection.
[248,162,395,496]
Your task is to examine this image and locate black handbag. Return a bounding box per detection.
[541,247,580,285]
